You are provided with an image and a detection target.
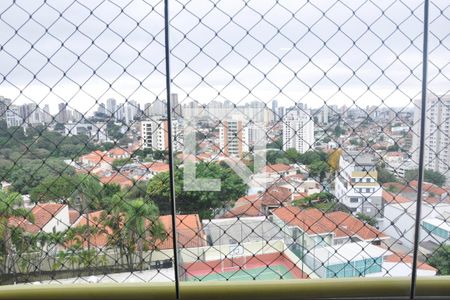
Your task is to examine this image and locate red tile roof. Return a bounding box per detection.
[71,210,111,248]
[326,211,387,240]
[261,186,292,206]
[382,190,411,204]
[262,164,293,173]
[142,162,170,173]
[385,252,437,271]
[234,194,260,207]
[70,212,205,250]
[32,203,66,229]
[272,207,386,241]
[221,194,263,218]
[80,150,114,165]
[99,172,133,187]
[8,216,39,234]
[69,210,80,225]
[9,203,67,234]
[107,148,130,157]
[222,202,263,218]
[157,214,206,249]
[410,180,448,196]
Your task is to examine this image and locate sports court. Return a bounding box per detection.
[189,264,295,281]
[183,252,308,282]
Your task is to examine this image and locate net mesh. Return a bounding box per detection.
[0,0,449,292]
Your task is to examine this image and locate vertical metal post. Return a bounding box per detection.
[163,0,180,298]
[410,0,430,298]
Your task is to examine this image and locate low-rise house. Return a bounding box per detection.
[409,180,449,200]
[382,190,450,250]
[78,148,132,172]
[367,252,436,277]
[334,152,383,220]
[275,175,322,196]
[421,212,450,247]
[261,164,297,179]
[79,150,114,170]
[142,162,170,177]
[107,148,131,160]
[70,212,206,252]
[272,206,389,278]
[222,186,294,218]
[10,203,70,234]
[204,216,284,246]
[99,172,134,188]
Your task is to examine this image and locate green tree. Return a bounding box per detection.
[123,198,165,270]
[376,166,398,184]
[266,150,281,164]
[72,175,103,252]
[267,138,283,150]
[308,161,329,182]
[30,175,78,203]
[152,150,168,161]
[0,191,34,273]
[102,142,116,151]
[147,162,246,218]
[284,148,301,164]
[334,125,344,137]
[405,169,446,187]
[101,195,130,268]
[356,213,377,227]
[299,150,327,165]
[428,245,450,275]
[107,122,124,140]
[350,138,359,145]
[6,158,76,194]
[112,158,132,170]
[72,174,103,211]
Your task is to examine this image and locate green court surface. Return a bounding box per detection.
[189,265,295,282]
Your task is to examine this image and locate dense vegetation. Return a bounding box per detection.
[266,149,330,182]
[147,162,247,218]
[428,245,450,275]
[405,168,447,187]
[0,123,97,194]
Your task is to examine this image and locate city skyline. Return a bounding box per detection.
[1,0,449,114]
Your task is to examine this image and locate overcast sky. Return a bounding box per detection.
[0,0,449,114]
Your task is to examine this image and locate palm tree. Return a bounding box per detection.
[100,194,130,269]
[73,174,102,212]
[122,198,165,271]
[72,175,102,253]
[0,191,34,274]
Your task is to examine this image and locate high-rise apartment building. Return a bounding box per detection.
[282,109,314,153]
[116,103,125,122]
[219,119,249,158]
[144,99,166,117]
[0,96,11,120]
[43,104,52,123]
[141,118,182,152]
[106,98,117,118]
[125,100,139,124]
[56,103,68,124]
[170,93,182,118]
[98,103,106,115]
[6,105,22,127]
[412,95,450,183]
[271,100,278,115]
